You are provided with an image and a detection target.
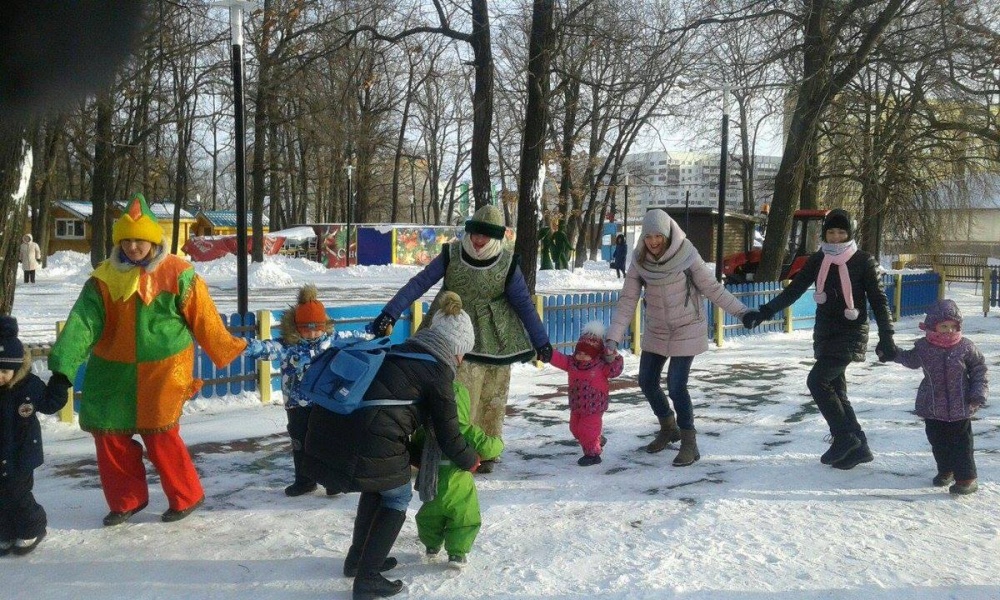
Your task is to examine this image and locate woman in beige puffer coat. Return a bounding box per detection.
[19,234,42,284]
[607,210,748,466]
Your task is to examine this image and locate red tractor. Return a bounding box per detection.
[723,209,829,283]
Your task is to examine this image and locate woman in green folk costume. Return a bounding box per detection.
[369,206,552,473]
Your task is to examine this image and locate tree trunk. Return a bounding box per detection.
[514,0,555,294]
[469,0,494,210]
[91,90,115,268]
[0,125,30,314]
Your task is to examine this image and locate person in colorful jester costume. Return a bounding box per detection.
[48,193,247,527]
[368,205,551,474]
[413,381,504,568]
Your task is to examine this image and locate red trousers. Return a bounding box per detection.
[93,428,204,513]
[569,411,604,457]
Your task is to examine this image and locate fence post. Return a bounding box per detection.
[534,295,544,367]
[631,299,642,355]
[783,280,794,334]
[410,300,423,334]
[55,321,74,423]
[936,268,946,300]
[713,304,724,347]
[893,273,903,321]
[256,310,272,404]
[984,268,992,317]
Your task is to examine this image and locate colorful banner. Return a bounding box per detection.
[393,226,461,266]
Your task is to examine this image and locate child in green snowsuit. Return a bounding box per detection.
[415,382,503,567]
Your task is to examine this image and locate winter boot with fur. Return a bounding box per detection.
[645,414,682,454]
[672,429,700,467]
[949,479,978,495]
[352,507,407,599]
[344,493,398,578]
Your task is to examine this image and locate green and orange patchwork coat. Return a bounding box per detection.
[49,253,247,435]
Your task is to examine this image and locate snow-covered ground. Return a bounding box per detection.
[6,252,1000,599]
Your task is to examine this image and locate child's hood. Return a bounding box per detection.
[920,298,963,331]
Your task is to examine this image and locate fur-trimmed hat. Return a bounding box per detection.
[919,298,963,331]
[822,209,852,240]
[429,291,475,357]
[465,205,506,240]
[0,316,25,368]
[113,193,164,245]
[293,284,330,335]
[574,322,605,360]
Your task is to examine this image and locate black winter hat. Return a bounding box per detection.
[0,316,25,368]
[822,209,852,240]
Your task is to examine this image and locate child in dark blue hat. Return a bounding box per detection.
[0,316,72,556]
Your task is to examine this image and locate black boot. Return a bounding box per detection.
[344,494,398,577]
[351,507,406,600]
[832,431,874,470]
[820,432,861,465]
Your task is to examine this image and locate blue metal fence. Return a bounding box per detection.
[185,271,941,399]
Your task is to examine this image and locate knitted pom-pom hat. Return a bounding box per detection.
[429,291,475,357]
[575,321,606,360]
[293,284,330,335]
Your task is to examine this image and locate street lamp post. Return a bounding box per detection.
[715,82,730,282]
[345,162,353,266]
[623,172,629,240]
[211,0,252,317]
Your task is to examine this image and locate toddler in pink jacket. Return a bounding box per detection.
[550,323,624,466]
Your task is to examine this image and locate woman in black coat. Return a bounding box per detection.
[743,209,895,470]
[612,234,628,278]
[303,292,479,600]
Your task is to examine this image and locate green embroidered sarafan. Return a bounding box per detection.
[424,242,533,365]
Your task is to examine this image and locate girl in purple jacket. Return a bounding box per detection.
[881,299,988,495]
[550,323,624,466]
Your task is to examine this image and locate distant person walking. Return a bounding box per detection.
[18,234,41,284]
[612,234,627,278]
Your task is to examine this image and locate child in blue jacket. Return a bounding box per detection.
[1,316,71,556]
[245,284,335,496]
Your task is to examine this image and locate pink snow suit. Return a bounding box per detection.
[550,350,624,456]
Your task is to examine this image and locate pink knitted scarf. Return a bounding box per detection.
[814,241,859,320]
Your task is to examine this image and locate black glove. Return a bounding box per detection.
[367,311,396,337]
[875,338,897,362]
[536,343,553,363]
[46,372,72,399]
[742,311,762,329]
[743,305,775,329]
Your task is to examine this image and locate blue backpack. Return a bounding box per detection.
[300,336,435,415]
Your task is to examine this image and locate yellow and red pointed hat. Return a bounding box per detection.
[112,192,164,245]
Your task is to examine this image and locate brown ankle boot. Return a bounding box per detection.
[672,429,700,466]
[645,414,682,454]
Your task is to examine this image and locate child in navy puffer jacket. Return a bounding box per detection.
[880,299,988,495]
[550,323,624,466]
[245,284,335,497]
[1,316,71,556]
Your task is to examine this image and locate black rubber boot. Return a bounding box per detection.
[344,493,398,577]
[351,507,406,600]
